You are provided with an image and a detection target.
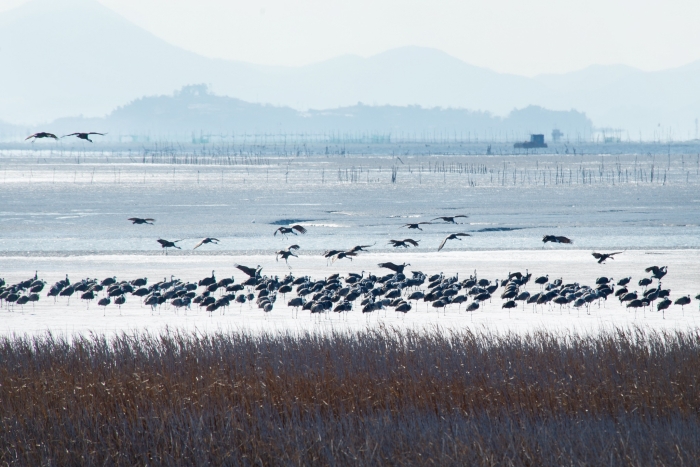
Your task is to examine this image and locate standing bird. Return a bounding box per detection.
[400,222,432,231]
[592,252,623,264]
[193,237,220,249]
[432,215,468,224]
[274,225,307,238]
[378,262,410,274]
[62,132,106,142]
[542,235,572,244]
[128,218,155,225]
[26,132,58,141]
[157,239,181,255]
[675,295,691,310]
[388,239,420,249]
[657,298,672,318]
[438,233,471,251]
[276,245,300,267]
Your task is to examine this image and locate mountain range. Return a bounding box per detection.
[1,0,699,139]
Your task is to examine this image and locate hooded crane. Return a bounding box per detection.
[157,239,181,255]
[128,218,155,225]
[542,235,572,244]
[645,266,668,280]
[235,264,262,278]
[274,225,307,238]
[193,238,220,249]
[432,215,468,224]
[378,262,410,274]
[438,233,471,251]
[62,132,106,142]
[276,245,300,267]
[26,132,58,141]
[388,239,420,249]
[592,251,623,264]
[401,222,432,230]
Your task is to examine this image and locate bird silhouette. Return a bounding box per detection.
[26,132,58,141]
[157,239,181,254]
[234,264,262,278]
[378,262,410,274]
[438,233,471,251]
[432,215,468,224]
[276,245,300,266]
[401,222,432,230]
[274,225,307,238]
[128,218,155,225]
[388,239,420,248]
[62,132,106,142]
[193,238,219,249]
[542,235,572,244]
[592,252,623,264]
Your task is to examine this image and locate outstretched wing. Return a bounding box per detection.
[438,236,451,251]
[378,262,399,273]
[25,133,38,140]
[555,236,572,244]
[644,265,659,274]
[62,133,80,138]
[405,239,420,247]
[431,217,446,221]
[273,227,282,236]
[454,215,469,218]
[128,218,140,222]
[455,233,471,238]
[234,264,257,277]
[193,239,206,250]
[143,218,155,222]
[287,244,300,251]
[291,225,307,234]
[157,239,169,247]
[609,251,623,257]
[88,132,106,136]
[591,252,603,259]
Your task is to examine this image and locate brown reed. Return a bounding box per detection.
[1,326,699,466]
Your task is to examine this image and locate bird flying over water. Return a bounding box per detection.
[388,239,420,248]
[592,251,623,264]
[193,238,219,249]
[432,215,468,224]
[401,222,432,230]
[128,218,155,225]
[542,235,572,244]
[26,132,58,141]
[274,225,307,237]
[438,233,471,251]
[62,132,106,142]
[157,239,181,254]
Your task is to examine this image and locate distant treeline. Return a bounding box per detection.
[5,85,594,143]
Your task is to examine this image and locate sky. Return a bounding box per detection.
[2,0,700,76]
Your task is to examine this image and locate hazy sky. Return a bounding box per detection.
[3,0,700,76]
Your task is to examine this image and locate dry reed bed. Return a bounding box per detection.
[1,326,699,465]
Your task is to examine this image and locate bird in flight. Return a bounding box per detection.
[378,262,410,274]
[128,218,155,225]
[347,244,374,253]
[235,264,262,278]
[542,235,572,244]
[388,239,420,249]
[274,225,307,238]
[276,245,300,266]
[193,238,219,249]
[157,239,181,254]
[592,251,623,264]
[401,222,432,230]
[62,132,106,142]
[26,132,58,141]
[432,215,468,224]
[438,233,471,251]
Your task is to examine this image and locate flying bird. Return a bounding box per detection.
[234,264,262,278]
[432,215,468,224]
[592,251,623,264]
[157,239,181,254]
[438,233,471,251]
[542,235,572,244]
[274,225,307,238]
[645,266,668,280]
[193,238,220,249]
[128,218,155,225]
[400,222,432,230]
[378,262,410,274]
[347,244,374,253]
[62,132,106,142]
[26,132,58,141]
[388,239,420,248]
[276,245,300,266]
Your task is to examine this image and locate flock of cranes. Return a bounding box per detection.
[0,263,696,321]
